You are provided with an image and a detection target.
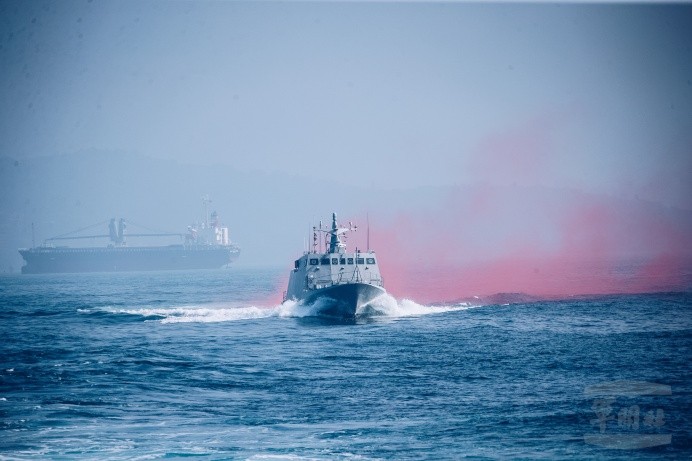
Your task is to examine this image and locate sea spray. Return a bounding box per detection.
[101,296,478,323]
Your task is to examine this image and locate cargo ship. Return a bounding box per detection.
[18,200,240,274]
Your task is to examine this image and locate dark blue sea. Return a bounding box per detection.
[1,268,690,459]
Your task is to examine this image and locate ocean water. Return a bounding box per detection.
[1,268,690,459]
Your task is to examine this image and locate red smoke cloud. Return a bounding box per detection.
[355,109,691,303]
[364,187,692,303]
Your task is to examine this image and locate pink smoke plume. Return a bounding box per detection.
[360,187,692,303]
[352,109,691,303]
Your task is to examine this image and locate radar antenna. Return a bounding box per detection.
[313,212,357,254]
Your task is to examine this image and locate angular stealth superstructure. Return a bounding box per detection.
[284,213,386,318]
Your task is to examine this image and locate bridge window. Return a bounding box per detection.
[309,259,319,265]
[357,258,365,264]
[320,258,330,265]
[340,258,346,265]
[294,260,300,269]
[331,258,338,265]
[366,258,376,265]
[347,258,354,265]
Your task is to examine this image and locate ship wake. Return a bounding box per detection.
[98,295,478,324]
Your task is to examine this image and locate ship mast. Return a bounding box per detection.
[325,212,356,254]
[329,213,340,253]
[367,213,370,252]
[202,195,211,228]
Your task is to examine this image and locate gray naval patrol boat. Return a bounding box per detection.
[284,213,387,318]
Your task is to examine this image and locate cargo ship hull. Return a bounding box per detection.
[19,245,240,274]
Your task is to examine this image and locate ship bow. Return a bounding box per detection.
[305,283,386,318]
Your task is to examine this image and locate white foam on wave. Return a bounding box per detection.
[357,293,477,318]
[103,302,288,324]
[101,295,478,324]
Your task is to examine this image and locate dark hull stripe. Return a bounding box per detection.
[18,246,240,274]
[303,283,387,318]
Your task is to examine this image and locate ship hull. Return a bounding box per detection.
[19,245,240,274]
[302,283,387,318]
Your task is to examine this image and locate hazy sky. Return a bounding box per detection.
[1,0,691,208]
